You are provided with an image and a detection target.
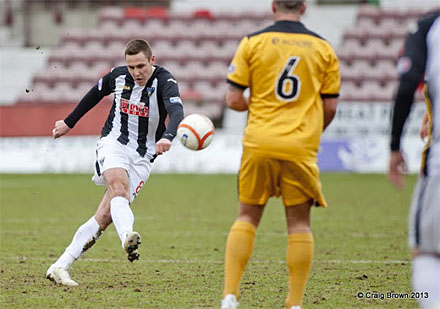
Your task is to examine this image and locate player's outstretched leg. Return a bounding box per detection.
[110,196,141,262]
[124,231,141,262]
[46,216,103,286]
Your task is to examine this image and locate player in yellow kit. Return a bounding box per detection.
[220,1,340,308]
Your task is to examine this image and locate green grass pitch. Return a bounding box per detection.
[1,173,418,308]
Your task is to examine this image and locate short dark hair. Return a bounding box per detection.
[274,0,305,13]
[124,39,152,59]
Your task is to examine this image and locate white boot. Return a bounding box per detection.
[46,265,78,286]
[123,231,141,262]
[221,294,239,309]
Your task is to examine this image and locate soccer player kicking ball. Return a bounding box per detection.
[221,0,340,308]
[46,39,184,286]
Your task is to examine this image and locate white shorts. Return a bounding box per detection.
[408,173,440,254]
[92,137,152,203]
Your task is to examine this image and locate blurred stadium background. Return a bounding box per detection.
[0,0,439,174]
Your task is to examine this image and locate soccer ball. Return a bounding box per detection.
[177,114,215,150]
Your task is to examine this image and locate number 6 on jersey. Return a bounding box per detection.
[275,57,301,102]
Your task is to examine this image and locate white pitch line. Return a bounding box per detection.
[0,228,396,239]
[1,216,161,224]
[0,256,409,264]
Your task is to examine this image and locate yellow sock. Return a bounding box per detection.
[223,221,256,298]
[285,233,314,308]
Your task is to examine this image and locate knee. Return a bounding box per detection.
[237,214,261,228]
[103,170,130,199]
[237,203,265,228]
[106,178,129,199]
[288,223,311,235]
[111,184,129,199]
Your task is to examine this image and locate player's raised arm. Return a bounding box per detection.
[155,76,184,155]
[52,72,113,139]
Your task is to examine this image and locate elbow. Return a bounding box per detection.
[328,103,337,116]
[225,97,248,112]
[225,100,238,110]
[225,98,234,109]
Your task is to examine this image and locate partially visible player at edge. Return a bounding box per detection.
[388,9,440,309]
[220,0,340,308]
[46,39,184,286]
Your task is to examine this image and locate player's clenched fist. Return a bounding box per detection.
[52,120,71,139]
[155,138,171,155]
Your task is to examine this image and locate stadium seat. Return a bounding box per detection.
[144,19,166,32]
[99,6,124,25]
[154,40,175,58]
[193,9,213,20]
[357,5,380,22]
[208,20,237,40]
[356,17,377,30]
[174,41,206,59]
[145,6,169,20]
[374,59,398,80]
[123,7,170,22]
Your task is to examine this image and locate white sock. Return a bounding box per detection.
[110,196,133,247]
[54,216,101,269]
[412,254,440,309]
[53,251,76,270]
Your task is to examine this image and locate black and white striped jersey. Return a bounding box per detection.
[391,10,440,176]
[64,65,184,159]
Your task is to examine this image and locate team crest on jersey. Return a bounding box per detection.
[147,87,155,97]
[228,64,235,73]
[120,98,149,117]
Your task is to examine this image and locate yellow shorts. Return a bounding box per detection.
[238,147,327,207]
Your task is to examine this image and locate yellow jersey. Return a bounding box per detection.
[227,20,340,160]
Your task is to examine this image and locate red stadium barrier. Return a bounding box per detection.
[0,103,112,137]
[124,6,169,21]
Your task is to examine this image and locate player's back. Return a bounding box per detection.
[227,21,340,160]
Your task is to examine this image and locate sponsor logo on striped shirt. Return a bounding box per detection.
[120,98,149,117]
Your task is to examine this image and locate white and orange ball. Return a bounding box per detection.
[177,114,215,150]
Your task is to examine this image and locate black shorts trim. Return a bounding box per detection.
[95,161,101,177]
